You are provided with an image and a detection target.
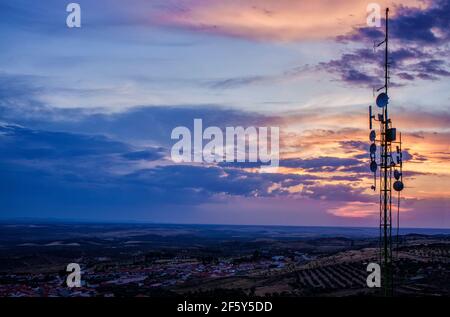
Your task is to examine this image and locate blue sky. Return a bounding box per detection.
[0,0,449,227]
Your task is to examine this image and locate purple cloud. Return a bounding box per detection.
[324,0,450,86]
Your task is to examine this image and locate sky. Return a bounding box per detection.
[0,0,449,227]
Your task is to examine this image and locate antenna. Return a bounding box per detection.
[367,7,404,297]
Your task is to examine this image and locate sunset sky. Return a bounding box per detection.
[0,0,449,227]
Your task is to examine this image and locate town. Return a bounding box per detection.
[0,223,448,297]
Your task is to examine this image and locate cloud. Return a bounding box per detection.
[122,164,320,199]
[329,0,450,86]
[0,120,376,221]
[302,184,371,203]
[0,123,167,189]
[220,157,362,172]
[0,73,276,145]
[208,65,312,90]
[1,0,428,43]
[409,59,450,79]
[0,123,321,211]
[327,201,379,218]
[122,149,166,161]
[0,124,129,160]
[1,103,449,225]
[319,46,450,87]
[280,157,362,172]
[0,70,448,224]
[340,0,450,44]
[209,76,270,89]
[150,0,426,41]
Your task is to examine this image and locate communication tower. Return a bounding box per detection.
[368,8,404,296]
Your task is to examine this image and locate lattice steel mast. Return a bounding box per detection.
[368,7,404,296]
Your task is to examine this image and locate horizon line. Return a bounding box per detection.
[1,217,449,231]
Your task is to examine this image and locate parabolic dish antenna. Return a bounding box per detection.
[393,180,404,191]
[376,92,389,108]
[370,161,378,173]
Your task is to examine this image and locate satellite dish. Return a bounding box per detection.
[394,170,402,180]
[393,180,404,191]
[370,143,377,154]
[376,92,389,108]
[370,161,378,173]
[370,130,376,142]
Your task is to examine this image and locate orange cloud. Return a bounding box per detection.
[328,201,412,218]
[153,0,428,41]
[268,106,450,202]
[328,201,379,218]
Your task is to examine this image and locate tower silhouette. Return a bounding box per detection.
[368,8,404,296]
